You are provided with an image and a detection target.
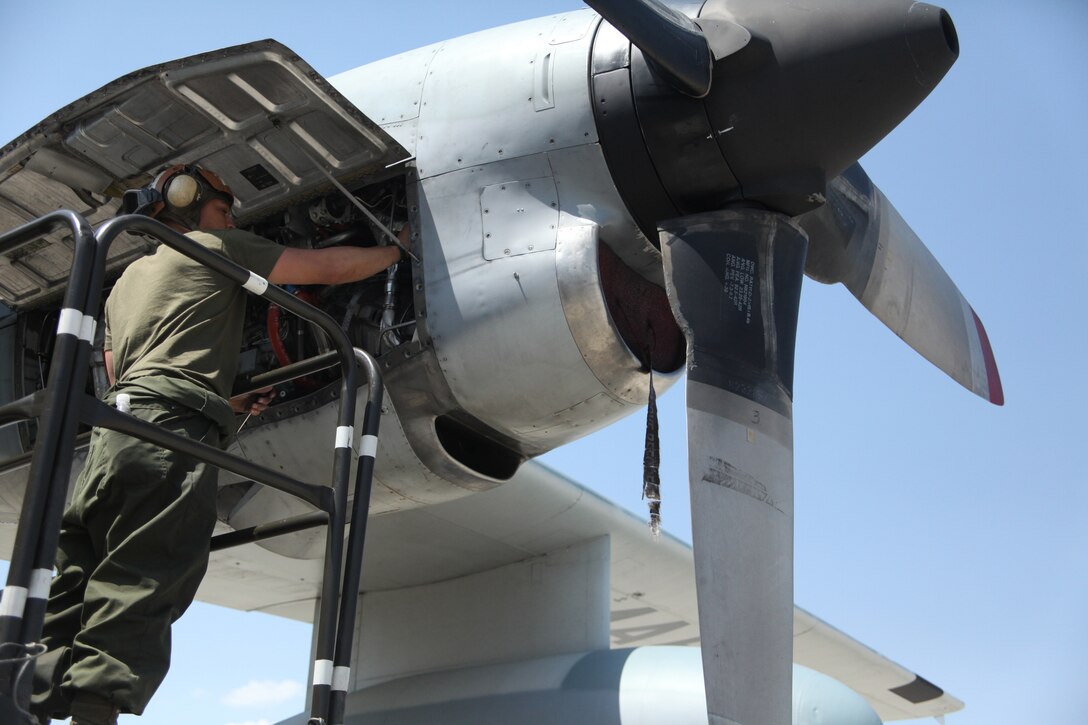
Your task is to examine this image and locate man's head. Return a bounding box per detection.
[123,164,235,231]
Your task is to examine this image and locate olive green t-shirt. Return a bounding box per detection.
[104,228,284,401]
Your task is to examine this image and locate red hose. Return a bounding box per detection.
[266,304,290,367]
[266,289,322,369]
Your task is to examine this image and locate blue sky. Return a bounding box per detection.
[1,1,1085,723]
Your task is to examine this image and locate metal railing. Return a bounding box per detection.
[0,213,382,725]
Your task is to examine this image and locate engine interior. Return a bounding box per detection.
[2,175,415,457]
[235,176,415,400]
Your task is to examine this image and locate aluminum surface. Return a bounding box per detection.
[332,16,678,452]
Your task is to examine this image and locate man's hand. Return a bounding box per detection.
[395,223,412,259]
[230,386,275,415]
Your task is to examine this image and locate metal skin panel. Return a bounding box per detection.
[413,11,599,179]
[547,143,662,285]
[329,11,680,455]
[349,537,612,689]
[413,154,679,448]
[278,653,879,725]
[228,386,471,513]
[481,178,560,260]
[329,43,442,159]
[416,159,625,446]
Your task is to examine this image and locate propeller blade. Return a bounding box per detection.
[800,163,1003,404]
[584,0,718,97]
[660,210,808,725]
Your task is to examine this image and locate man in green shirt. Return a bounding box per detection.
[32,165,404,725]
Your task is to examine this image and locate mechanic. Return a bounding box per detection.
[31,165,406,724]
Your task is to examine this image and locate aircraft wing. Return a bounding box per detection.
[188,461,963,721]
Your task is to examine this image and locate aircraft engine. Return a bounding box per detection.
[0,3,996,602]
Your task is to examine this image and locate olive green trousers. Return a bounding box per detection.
[31,395,220,719]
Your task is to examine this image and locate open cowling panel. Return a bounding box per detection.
[0,40,417,461]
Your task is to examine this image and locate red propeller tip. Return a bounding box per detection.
[971,307,1004,406]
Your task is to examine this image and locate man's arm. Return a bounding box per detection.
[267,225,410,285]
[268,245,401,286]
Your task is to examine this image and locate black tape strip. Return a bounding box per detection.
[890,675,945,704]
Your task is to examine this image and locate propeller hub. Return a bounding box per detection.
[699,0,959,214]
[590,0,960,232]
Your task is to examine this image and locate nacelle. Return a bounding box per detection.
[278,650,882,725]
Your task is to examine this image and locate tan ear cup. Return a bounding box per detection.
[164,173,201,210]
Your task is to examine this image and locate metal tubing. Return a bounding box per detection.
[84,399,334,512]
[0,212,95,653]
[328,452,375,724]
[309,423,353,722]
[0,394,41,426]
[13,204,117,682]
[13,336,95,706]
[233,350,340,396]
[209,512,329,552]
[0,210,93,256]
[19,230,112,666]
[329,350,384,724]
[0,211,96,710]
[14,214,126,683]
[309,504,343,723]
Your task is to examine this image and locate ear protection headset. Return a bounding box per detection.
[122,164,234,230]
